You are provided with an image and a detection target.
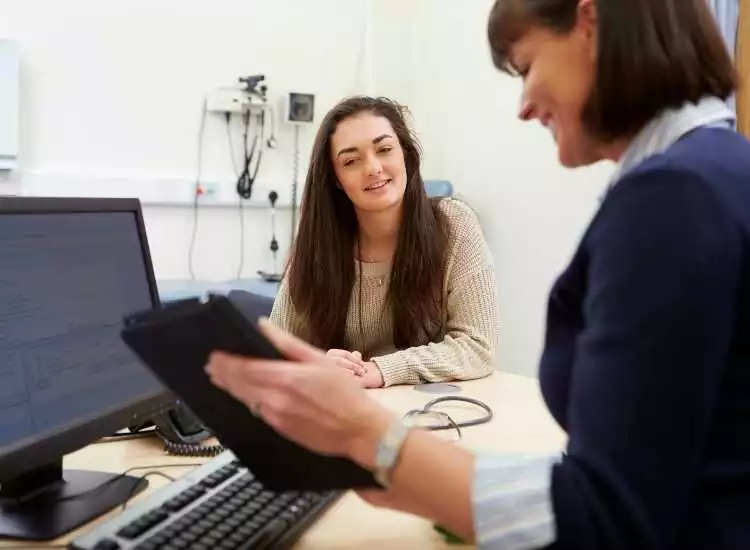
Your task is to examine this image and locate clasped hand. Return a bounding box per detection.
[325,349,384,388]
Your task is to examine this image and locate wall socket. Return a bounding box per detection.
[196,180,220,199]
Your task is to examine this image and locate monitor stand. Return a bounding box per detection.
[0,459,148,541]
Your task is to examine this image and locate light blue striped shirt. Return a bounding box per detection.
[473,452,560,549]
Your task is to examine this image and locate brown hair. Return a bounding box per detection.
[286,96,449,351]
[487,0,738,141]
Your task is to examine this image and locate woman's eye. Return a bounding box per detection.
[378,147,393,154]
[343,158,358,167]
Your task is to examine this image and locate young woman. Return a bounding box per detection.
[269,96,499,388]
[208,0,750,548]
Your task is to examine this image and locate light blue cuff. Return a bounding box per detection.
[473,452,560,550]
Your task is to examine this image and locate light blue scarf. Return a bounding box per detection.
[606,96,736,192]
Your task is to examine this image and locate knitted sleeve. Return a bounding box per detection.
[372,199,499,386]
[268,275,306,339]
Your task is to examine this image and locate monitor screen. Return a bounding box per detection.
[0,199,173,541]
[0,212,163,449]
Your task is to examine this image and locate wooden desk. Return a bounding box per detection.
[1,373,565,549]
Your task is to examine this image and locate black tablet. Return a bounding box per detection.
[120,293,379,492]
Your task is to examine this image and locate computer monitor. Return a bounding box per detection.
[0,197,173,541]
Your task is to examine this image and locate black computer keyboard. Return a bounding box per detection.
[69,451,340,550]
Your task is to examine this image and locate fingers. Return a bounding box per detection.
[258,318,327,362]
[356,489,389,507]
[326,349,350,358]
[206,359,263,409]
[326,350,367,376]
[336,357,367,376]
[206,351,293,396]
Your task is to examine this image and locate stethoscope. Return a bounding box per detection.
[402,396,493,439]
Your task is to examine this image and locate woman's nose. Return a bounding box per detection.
[365,155,383,175]
[518,96,535,121]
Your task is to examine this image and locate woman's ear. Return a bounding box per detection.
[576,0,597,61]
[577,0,597,38]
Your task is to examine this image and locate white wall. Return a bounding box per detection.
[1,0,617,377]
[0,0,370,280]
[400,0,616,377]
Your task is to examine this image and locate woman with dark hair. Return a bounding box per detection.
[270,96,498,388]
[207,0,750,548]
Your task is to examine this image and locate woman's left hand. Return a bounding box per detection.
[325,350,385,388]
[326,349,368,376]
[205,319,392,466]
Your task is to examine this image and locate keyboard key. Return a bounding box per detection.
[92,539,120,550]
[179,532,199,543]
[173,518,193,531]
[255,510,275,523]
[116,525,142,539]
[189,524,208,536]
[164,498,189,512]
[229,532,246,544]
[161,525,180,540]
[237,525,257,537]
[185,510,203,523]
[207,511,224,523]
[225,517,243,529]
[146,509,169,523]
[279,510,298,522]
[200,533,221,547]
[205,495,224,508]
[147,532,169,546]
[246,516,266,531]
[237,519,289,550]
[222,502,240,513]
[215,524,233,536]
[201,476,220,488]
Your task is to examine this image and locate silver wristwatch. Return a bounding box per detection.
[374,418,411,488]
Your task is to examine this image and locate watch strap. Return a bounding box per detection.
[374,418,411,487]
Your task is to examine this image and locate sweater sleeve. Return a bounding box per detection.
[548,167,742,549]
[372,200,499,386]
[268,275,305,338]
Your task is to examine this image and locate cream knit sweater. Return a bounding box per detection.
[269,198,499,386]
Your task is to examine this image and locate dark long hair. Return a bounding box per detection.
[286,96,449,350]
[487,0,737,141]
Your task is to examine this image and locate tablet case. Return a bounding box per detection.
[120,294,379,492]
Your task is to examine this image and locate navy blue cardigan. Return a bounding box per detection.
[540,127,750,550]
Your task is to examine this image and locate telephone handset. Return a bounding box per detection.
[149,401,225,457]
[127,289,274,459]
[153,401,211,443]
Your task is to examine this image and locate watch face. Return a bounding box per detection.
[289,93,315,123]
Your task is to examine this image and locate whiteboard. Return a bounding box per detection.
[0,40,19,170]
